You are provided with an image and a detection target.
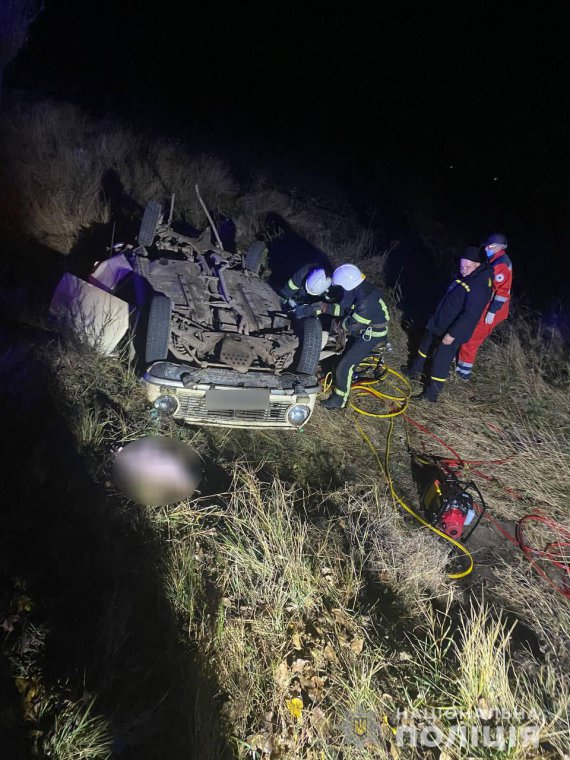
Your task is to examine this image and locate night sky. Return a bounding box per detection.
[8,1,570,304]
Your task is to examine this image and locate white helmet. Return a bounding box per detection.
[305,267,331,296]
[331,264,365,291]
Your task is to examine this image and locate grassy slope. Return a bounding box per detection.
[0,97,568,759]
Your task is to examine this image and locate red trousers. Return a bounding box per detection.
[458,309,507,366]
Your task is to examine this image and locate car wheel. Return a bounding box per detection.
[295,317,322,375]
[138,201,162,247]
[145,293,172,363]
[244,240,267,274]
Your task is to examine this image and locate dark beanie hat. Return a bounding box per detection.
[462,246,482,263]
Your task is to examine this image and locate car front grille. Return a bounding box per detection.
[174,393,290,424]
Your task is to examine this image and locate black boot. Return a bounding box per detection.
[320,393,345,411]
[419,382,441,403]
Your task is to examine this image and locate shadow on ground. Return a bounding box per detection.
[263,212,333,293]
[0,324,231,759]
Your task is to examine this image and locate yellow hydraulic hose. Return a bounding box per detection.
[345,363,474,579]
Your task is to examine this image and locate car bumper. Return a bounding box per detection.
[142,374,319,429]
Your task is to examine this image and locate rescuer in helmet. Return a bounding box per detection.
[403,247,493,402]
[279,264,332,307]
[295,263,390,410]
[455,233,512,380]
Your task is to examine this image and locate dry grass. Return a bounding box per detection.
[163,314,568,757]
[159,469,568,758]
[492,558,570,668]
[163,468,375,756]
[234,186,324,247]
[118,142,239,228]
[2,95,569,758]
[400,355,570,527]
[329,484,455,605]
[0,99,238,251]
[45,336,155,471]
[375,301,570,676]
[0,100,115,251]
[365,490,455,604]
[395,599,569,759]
[0,95,376,264]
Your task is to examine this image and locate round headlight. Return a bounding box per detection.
[287,404,310,427]
[153,395,178,415]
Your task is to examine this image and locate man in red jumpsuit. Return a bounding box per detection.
[456,233,512,380]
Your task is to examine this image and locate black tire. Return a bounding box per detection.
[145,293,172,363]
[138,201,162,247]
[295,317,322,375]
[244,240,267,274]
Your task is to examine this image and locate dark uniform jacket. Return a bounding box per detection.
[279,249,332,303]
[333,279,390,340]
[279,262,316,302]
[427,264,493,342]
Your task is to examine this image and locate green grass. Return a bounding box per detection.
[38,699,112,760]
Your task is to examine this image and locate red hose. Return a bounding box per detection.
[516,514,570,600]
[405,413,570,599]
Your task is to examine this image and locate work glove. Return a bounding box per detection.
[293,303,318,319]
[484,312,496,325]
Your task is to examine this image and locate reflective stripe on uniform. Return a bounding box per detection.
[287,278,300,291]
[418,350,427,358]
[457,360,473,368]
[455,279,471,292]
[493,295,508,303]
[352,311,371,325]
[367,328,387,338]
[379,299,390,322]
[431,376,447,382]
[336,363,358,401]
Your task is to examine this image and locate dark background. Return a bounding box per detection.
[7,1,570,307]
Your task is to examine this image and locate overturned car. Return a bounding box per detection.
[53,201,341,429]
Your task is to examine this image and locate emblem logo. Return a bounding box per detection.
[342,707,383,749]
[354,717,368,736]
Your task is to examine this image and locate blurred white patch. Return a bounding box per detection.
[113,436,202,505]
